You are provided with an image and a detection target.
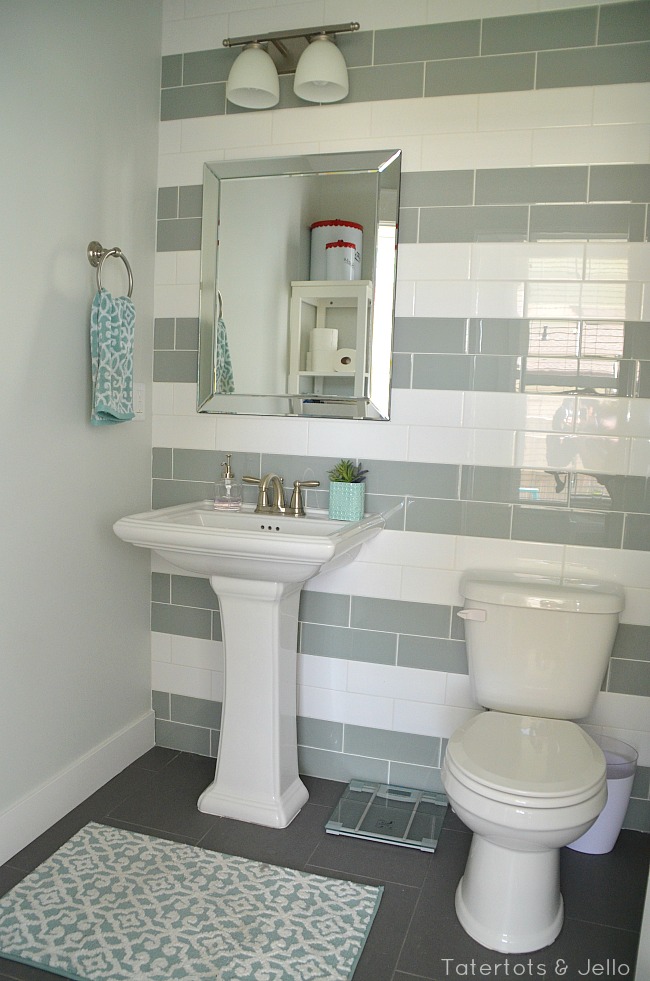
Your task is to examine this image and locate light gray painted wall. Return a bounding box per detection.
[0,0,161,854]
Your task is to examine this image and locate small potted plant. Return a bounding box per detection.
[328,459,368,521]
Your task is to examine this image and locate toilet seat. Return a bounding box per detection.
[445,712,605,808]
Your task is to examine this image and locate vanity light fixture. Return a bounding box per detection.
[225,42,280,109]
[223,22,359,109]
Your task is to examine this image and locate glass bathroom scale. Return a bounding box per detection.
[325,780,448,852]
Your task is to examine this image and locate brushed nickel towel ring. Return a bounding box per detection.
[87,240,134,298]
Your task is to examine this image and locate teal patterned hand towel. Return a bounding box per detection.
[215,316,235,394]
[90,289,135,425]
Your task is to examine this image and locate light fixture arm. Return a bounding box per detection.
[223,22,359,50]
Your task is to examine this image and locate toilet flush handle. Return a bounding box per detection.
[457,608,487,621]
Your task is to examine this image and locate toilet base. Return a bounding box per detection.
[456,834,564,953]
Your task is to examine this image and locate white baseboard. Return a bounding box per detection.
[0,710,155,866]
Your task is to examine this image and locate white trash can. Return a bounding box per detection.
[568,734,638,855]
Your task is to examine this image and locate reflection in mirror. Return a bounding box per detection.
[198,149,401,420]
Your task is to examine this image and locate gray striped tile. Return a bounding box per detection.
[158,187,178,219]
[589,165,650,203]
[400,171,474,208]
[347,63,424,103]
[598,0,650,44]
[344,724,440,767]
[425,52,535,97]
[157,217,202,252]
[475,167,587,205]
[482,7,597,54]
[374,21,480,64]
[153,351,198,383]
[299,590,350,627]
[529,203,646,241]
[393,318,467,354]
[151,602,212,639]
[536,42,650,89]
[171,694,221,729]
[161,54,182,88]
[297,717,343,752]
[161,83,225,121]
[419,205,529,243]
[351,596,450,638]
[183,48,236,85]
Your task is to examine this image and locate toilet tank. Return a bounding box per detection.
[459,573,625,719]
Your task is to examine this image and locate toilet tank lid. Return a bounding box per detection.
[460,572,625,613]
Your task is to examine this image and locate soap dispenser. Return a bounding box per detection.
[213,454,242,511]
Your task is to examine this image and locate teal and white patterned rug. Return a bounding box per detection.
[0,823,382,980]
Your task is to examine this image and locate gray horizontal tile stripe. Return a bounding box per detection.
[481,7,597,54]
[598,0,650,44]
[160,6,650,120]
[159,166,650,253]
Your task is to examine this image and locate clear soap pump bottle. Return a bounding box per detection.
[213,454,242,511]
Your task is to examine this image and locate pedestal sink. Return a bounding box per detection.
[113,501,384,828]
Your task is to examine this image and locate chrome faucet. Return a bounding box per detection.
[243,473,320,516]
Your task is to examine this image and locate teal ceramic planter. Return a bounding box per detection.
[328,481,365,521]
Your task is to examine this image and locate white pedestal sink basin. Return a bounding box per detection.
[114,501,384,827]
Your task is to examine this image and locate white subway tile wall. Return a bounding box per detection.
[151,1,650,830]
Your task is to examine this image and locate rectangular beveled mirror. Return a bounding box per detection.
[197,148,401,420]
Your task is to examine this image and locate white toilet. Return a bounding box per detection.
[441,571,625,954]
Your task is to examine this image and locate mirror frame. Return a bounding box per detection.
[197,149,401,420]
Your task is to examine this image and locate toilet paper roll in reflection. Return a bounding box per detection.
[333,348,356,372]
[311,348,335,373]
[310,328,338,350]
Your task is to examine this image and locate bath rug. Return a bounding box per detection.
[0,822,382,980]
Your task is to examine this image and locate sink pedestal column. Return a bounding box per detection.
[198,576,309,828]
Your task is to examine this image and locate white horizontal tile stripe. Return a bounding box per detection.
[390,390,464,428]
[421,130,533,171]
[297,653,348,692]
[297,685,394,729]
[215,414,310,456]
[583,692,650,739]
[170,635,223,672]
[445,673,481,711]
[307,559,402,600]
[398,243,471,281]
[347,661,447,704]
[478,87,595,133]
[393,700,479,739]
[471,243,585,282]
[371,95,478,140]
[532,123,650,167]
[305,419,409,460]
[407,425,474,464]
[154,284,199,319]
[400,567,461,606]
[592,83,650,126]
[151,660,213,700]
[584,244,650,283]
[360,530,456,570]
[152,412,217,450]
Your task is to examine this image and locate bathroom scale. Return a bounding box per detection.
[325,780,448,852]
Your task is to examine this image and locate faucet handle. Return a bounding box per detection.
[289,479,320,517]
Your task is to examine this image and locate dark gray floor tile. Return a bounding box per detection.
[307,824,434,888]
[198,800,332,870]
[353,882,421,981]
[1,753,647,981]
[561,830,650,931]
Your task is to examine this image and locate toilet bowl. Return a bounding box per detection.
[441,572,624,954]
[442,712,606,952]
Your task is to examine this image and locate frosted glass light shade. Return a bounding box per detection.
[226,43,279,109]
[294,35,349,104]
